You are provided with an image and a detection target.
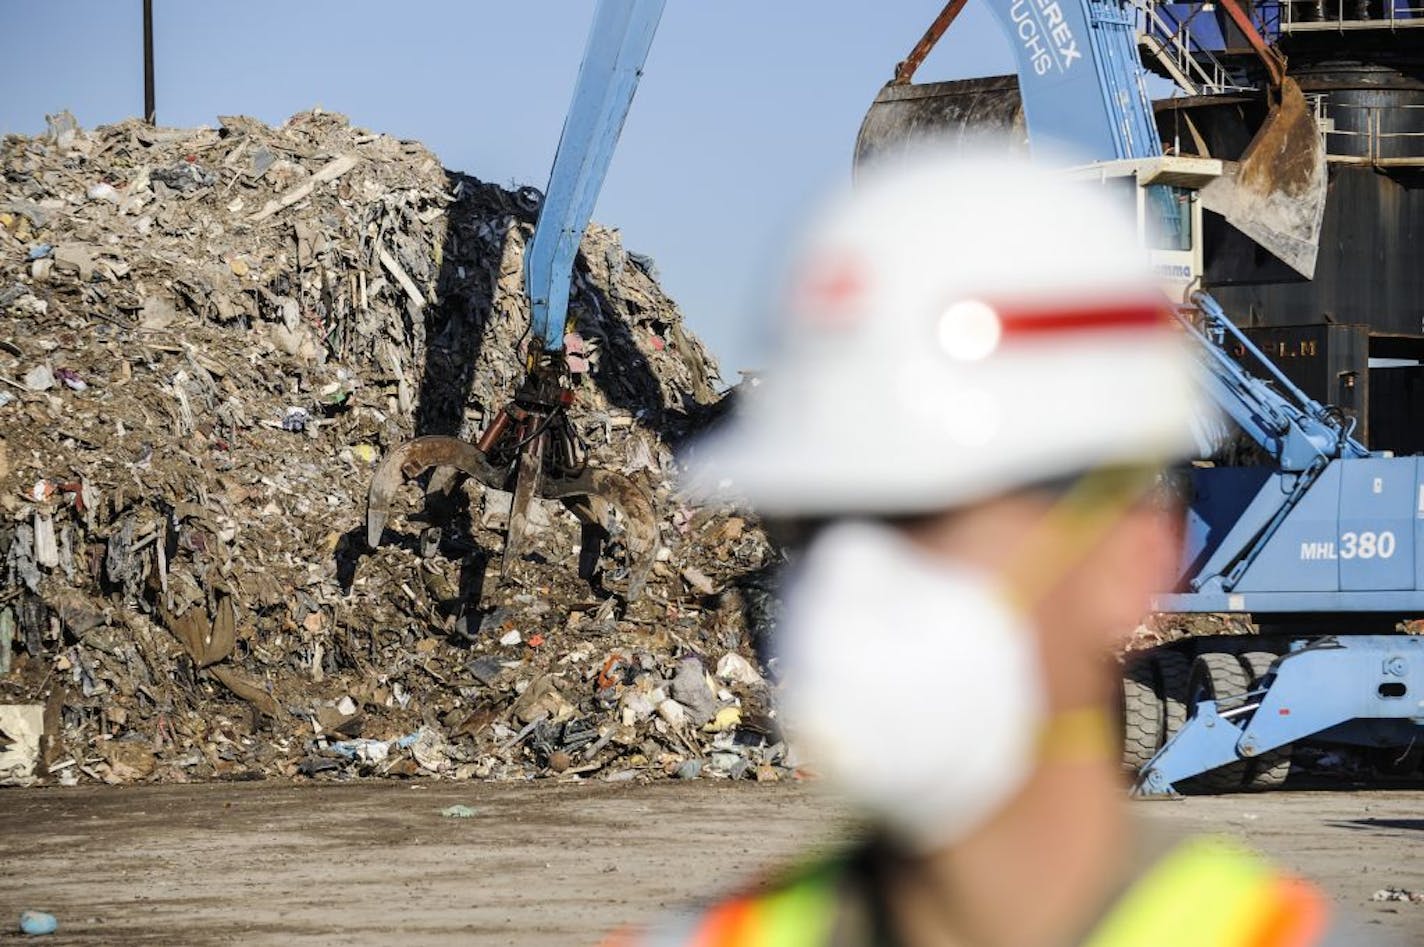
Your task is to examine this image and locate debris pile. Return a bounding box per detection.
[1124,613,1257,652]
[0,110,787,785]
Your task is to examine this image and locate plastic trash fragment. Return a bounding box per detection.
[54,368,86,392]
[0,705,44,786]
[440,804,479,818]
[281,406,310,432]
[706,706,742,732]
[716,652,763,686]
[565,331,591,374]
[327,732,420,762]
[87,182,120,203]
[680,565,715,596]
[153,161,217,193]
[19,911,57,936]
[671,657,718,725]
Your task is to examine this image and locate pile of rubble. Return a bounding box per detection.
[0,110,788,786]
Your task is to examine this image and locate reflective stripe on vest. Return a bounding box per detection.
[657,836,1328,947]
[1084,836,1328,947]
[677,862,841,947]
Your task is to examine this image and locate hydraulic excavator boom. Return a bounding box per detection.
[367,0,666,602]
[526,0,664,354]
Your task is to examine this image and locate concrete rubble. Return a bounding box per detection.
[0,703,43,786]
[0,110,788,786]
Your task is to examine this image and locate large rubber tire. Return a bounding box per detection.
[1184,651,1253,792]
[1238,650,1292,790]
[1121,655,1163,774]
[1154,650,1192,743]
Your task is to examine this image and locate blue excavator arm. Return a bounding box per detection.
[525,0,666,354]
[984,0,1160,159]
[1185,293,1369,471]
[366,0,667,601]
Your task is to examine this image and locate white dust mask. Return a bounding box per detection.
[778,519,1046,852]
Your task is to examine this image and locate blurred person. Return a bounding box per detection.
[607,154,1356,946]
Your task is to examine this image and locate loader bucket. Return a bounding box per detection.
[1198,78,1327,279]
[853,75,1027,175]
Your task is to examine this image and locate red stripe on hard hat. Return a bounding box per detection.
[997,300,1173,339]
[791,254,867,328]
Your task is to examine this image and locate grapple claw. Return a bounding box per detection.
[366,436,505,549]
[367,435,659,602]
[544,469,659,602]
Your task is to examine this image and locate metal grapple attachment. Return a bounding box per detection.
[368,0,667,608]
[366,368,658,602]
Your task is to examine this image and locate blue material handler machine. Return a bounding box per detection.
[866,0,1424,793]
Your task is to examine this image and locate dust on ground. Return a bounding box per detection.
[2,783,1422,945]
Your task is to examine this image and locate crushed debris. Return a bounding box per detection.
[0,110,786,786]
[1124,613,1259,653]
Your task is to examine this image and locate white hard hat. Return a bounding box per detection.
[684,152,1200,515]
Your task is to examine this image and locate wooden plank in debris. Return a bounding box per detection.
[247,153,358,223]
[378,245,430,309]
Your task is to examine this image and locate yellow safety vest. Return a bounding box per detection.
[606,836,1329,947]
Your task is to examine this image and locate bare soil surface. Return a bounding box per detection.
[2,782,1422,945]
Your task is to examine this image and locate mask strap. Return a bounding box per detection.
[996,464,1163,763]
[999,464,1162,612]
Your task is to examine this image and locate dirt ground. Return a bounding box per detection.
[2,782,1422,945]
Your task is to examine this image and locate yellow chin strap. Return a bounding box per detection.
[995,463,1167,764]
[1037,706,1120,763]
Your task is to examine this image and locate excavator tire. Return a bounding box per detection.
[1183,651,1253,792]
[1238,650,1292,790]
[1154,650,1192,743]
[1121,655,1163,774]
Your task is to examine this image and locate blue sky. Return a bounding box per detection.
[1,2,1017,373]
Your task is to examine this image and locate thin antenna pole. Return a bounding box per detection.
[143,0,156,124]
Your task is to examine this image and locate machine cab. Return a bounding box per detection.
[1063,156,1222,300]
